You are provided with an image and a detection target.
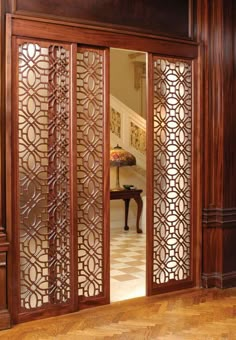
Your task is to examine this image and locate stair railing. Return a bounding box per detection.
[110,94,146,170]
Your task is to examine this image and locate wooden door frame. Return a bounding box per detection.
[6,14,201,322]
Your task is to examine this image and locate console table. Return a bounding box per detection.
[110,189,143,233]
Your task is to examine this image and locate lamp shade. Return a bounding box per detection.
[110,145,136,191]
[110,145,136,167]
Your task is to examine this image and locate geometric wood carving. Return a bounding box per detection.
[152,57,192,285]
[17,41,71,310]
[76,48,105,299]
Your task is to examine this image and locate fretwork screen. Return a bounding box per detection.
[13,37,108,320]
[152,57,192,289]
[76,48,105,301]
[16,39,71,312]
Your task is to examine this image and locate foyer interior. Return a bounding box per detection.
[110,48,147,303]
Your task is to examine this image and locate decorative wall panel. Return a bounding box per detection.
[130,121,146,154]
[110,107,121,138]
[76,48,105,299]
[152,57,192,286]
[17,41,71,310]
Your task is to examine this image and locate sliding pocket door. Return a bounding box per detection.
[10,37,109,323]
[76,46,110,309]
[147,55,195,295]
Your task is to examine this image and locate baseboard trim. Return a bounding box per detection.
[0,310,11,330]
[202,271,236,288]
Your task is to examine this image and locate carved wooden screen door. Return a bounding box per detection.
[147,55,195,295]
[10,37,109,323]
[9,22,197,323]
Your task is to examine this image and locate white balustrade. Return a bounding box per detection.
[110,94,146,170]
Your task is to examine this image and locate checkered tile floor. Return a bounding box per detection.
[110,228,146,302]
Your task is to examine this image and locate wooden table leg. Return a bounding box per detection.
[123,198,130,231]
[134,196,143,233]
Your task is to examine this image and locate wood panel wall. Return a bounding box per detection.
[10,0,194,39]
[199,0,236,288]
[0,0,11,331]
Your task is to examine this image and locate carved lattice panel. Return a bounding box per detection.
[76,48,105,299]
[110,107,121,138]
[130,122,146,154]
[152,57,192,286]
[17,41,71,310]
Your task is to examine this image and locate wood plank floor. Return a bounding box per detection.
[1,288,236,339]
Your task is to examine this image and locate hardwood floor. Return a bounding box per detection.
[1,288,236,339]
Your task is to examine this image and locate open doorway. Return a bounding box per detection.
[109,48,147,302]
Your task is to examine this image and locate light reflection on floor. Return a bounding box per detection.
[110,228,146,302]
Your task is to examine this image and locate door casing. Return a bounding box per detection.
[6,14,201,323]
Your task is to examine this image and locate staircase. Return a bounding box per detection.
[110,94,146,231]
[110,94,146,174]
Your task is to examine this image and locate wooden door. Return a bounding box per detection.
[76,46,110,309]
[9,37,109,323]
[7,15,200,324]
[146,54,196,295]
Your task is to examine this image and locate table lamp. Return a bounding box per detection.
[110,144,136,191]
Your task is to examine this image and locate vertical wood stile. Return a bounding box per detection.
[146,53,154,296]
[102,47,110,306]
[192,53,202,287]
[70,43,78,311]
[5,16,14,326]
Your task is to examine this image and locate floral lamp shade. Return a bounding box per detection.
[110,145,136,190]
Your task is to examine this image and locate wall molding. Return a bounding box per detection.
[202,271,236,288]
[202,208,236,228]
